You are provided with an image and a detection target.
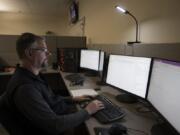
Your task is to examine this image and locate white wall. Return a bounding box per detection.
[67,0,180,44]
[0,0,180,46]
[0,12,68,35]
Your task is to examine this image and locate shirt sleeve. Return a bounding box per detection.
[14,84,90,135]
[57,96,74,103]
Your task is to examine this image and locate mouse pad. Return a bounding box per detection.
[94,127,110,135]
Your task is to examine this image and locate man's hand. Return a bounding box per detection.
[85,100,104,115]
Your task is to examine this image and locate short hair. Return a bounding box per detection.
[16,32,44,59]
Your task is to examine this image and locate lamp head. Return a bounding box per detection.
[115,6,128,14]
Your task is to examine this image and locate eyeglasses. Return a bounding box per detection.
[31,48,50,53]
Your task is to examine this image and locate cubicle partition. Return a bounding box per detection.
[88,43,180,61]
[0,34,86,67]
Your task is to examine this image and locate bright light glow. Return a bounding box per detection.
[116,6,126,13]
[0,2,20,13]
[0,3,9,12]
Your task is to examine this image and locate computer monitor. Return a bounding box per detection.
[80,49,100,71]
[147,58,180,135]
[106,55,152,103]
[96,51,108,86]
[99,51,104,72]
[80,49,104,77]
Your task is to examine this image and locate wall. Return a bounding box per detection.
[0,12,68,35]
[1,1,180,45]
[67,0,180,44]
[1,1,180,44]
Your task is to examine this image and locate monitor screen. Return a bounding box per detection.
[147,59,180,133]
[80,50,100,71]
[106,55,151,98]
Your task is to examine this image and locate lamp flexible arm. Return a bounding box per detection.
[126,11,139,42]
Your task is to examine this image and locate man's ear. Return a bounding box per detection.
[25,49,32,59]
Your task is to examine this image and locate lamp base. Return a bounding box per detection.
[127,41,141,44]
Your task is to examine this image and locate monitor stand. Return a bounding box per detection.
[115,94,138,104]
[151,123,178,135]
[84,71,98,77]
[96,81,106,86]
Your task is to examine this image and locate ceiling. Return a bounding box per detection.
[0,0,70,16]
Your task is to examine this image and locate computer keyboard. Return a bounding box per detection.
[65,73,85,85]
[65,73,82,80]
[93,95,125,123]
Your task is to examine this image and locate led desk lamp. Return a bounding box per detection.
[116,6,141,44]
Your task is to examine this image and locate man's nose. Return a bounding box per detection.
[46,51,51,56]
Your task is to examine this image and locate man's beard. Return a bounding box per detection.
[41,60,48,68]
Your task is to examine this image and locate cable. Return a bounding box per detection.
[136,106,153,113]
[135,100,154,114]
[127,127,149,135]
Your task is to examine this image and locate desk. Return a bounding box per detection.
[60,71,157,135]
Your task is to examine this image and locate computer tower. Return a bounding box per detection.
[57,48,80,73]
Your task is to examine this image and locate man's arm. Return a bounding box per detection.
[60,95,93,104]
[14,84,90,135]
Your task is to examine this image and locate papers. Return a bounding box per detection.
[71,89,98,97]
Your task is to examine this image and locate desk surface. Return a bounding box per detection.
[0,68,59,75]
[60,71,157,135]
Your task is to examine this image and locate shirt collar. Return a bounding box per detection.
[15,67,44,82]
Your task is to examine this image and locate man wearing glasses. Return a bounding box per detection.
[0,33,104,135]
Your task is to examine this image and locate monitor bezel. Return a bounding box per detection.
[105,54,153,100]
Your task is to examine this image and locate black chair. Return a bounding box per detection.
[0,97,25,135]
[0,97,59,135]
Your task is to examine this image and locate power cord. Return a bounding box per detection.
[135,100,153,114]
[127,127,149,135]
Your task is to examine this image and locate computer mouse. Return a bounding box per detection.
[108,123,127,135]
[94,88,101,91]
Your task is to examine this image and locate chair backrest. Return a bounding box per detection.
[0,97,52,135]
[0,98,25,135]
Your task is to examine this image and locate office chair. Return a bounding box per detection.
[0,96,52,135]
[0,98,25,135]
